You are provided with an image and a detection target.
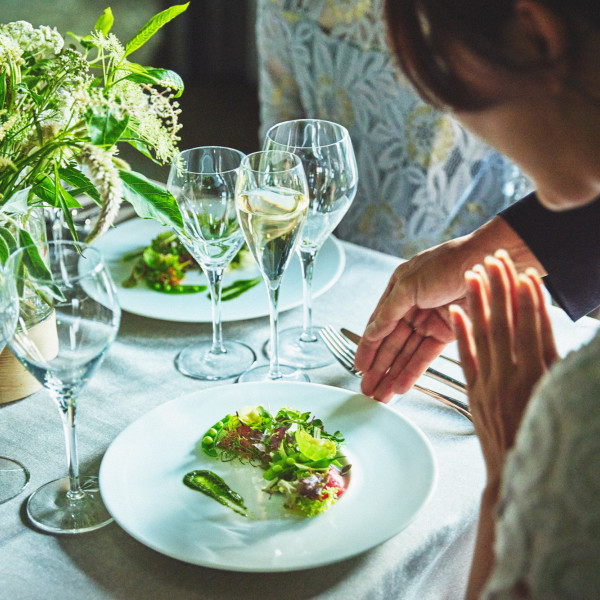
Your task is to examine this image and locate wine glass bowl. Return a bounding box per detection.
[167,146,256,380]
[263,119,358,368]
[235,150,310,382]
[4,241,120,533]
[0,268,30,504]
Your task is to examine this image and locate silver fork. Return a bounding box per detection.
[319,326,472,421]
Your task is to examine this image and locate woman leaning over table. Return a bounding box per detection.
[357,0,600,598]
[256,0,528,258]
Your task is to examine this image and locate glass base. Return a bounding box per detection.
[262,326,335,369]
[237,363,310,383]
[26,475,113,534]
[175,340,256,380]
[0,456,30,504]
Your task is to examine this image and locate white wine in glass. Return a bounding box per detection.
[263,119,358,368]
[235,150,309,382]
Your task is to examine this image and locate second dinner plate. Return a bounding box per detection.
[93,218,345,322]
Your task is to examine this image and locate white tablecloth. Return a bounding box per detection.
[1,237,597,600]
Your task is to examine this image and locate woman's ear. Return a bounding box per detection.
[511,0,567,91]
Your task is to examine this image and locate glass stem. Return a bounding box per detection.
[205,268,225,355]
[299,249,317,342]
[58,396,84,500]
[266,279,282,379]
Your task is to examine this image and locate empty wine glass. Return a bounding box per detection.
[263,119,358,368]
[235,150,309,382]
[167,146,256,380]
[0,268,30,504]
[4,241,120,533]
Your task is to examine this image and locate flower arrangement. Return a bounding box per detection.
[0,3,188,269]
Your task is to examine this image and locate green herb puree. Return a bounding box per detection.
[183,470,247,517]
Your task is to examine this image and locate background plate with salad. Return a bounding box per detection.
[93,218,346,323]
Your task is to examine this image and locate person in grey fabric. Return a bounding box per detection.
[357,0,600,597]
[256,0,527,259]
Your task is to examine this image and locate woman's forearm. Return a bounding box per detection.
[463,215,546,276]
[466,481,501,600]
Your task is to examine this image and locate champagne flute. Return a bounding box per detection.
[263,119,358,368]
[4,241,120,533]
[0,268,30,503]
[167,146,256,380]
[235,150,309,382]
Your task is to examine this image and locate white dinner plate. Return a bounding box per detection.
[99,382,437,572]
[93,218,345,322]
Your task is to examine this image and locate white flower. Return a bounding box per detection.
[110,80,182,163]
[90,31,125,63]
[0,21,64,58]
[79,144,123,243]
[0,112,18,143]
[0,34,24,72]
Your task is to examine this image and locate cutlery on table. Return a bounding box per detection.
[340,328,466,393]
[319,325,472,422]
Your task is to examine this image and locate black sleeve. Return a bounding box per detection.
[499,192,600,321]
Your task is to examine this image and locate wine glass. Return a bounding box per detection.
[167,146,256,380]
[3,241,120,533]
[0,268,30,504]
[235,150,310,382]
[263,119,358,368]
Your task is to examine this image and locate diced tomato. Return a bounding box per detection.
[326,467,346,497]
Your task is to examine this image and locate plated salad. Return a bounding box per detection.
[197,405,351,517]
[121,231,259,296]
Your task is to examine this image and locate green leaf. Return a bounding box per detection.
[122,65,184,97]
[0,226,18,257]
[0,188,30,216]
[124,137,156,162]
[86,108,130,147]
[32,176,82,209]
[17,228,52,279]
[17,228,65,302]
[67,31,96,51]
[295,429,336,461]
[58,164,102,205]
[0,75,6,108]
[119,170,183,229]
[124,3,189,58]
[55,162,79,241]
[94,8,114,35]
[0,235,9,266]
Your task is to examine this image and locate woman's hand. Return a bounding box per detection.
[450,251,558,483]
[355,216,544,403]
[355,238,466,402]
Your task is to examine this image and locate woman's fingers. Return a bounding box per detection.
[449,304,478,386]
[360,318,415,396]
[485,256,514,372]
[371,332,442,400]
[513,275,543,372]
[525,268,559,368]
[494,249,519,322]
[465,267,492,376]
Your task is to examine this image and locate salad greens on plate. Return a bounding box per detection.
[197,405,351,517]
[121,231,259,296]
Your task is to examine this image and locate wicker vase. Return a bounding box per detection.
[0,205,57,404]
[0,311,58,404]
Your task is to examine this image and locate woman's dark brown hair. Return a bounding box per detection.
[384,0,599,111]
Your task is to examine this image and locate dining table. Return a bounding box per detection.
[1,225,598,600]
